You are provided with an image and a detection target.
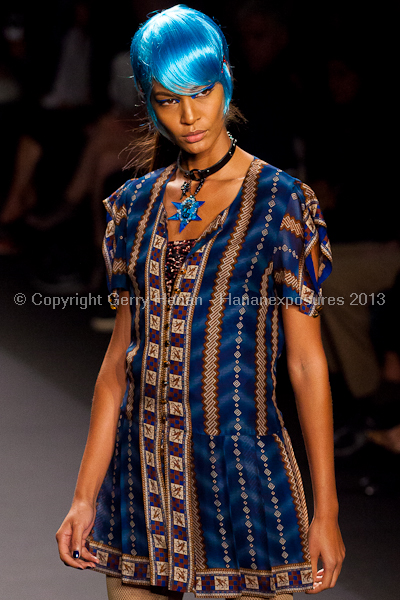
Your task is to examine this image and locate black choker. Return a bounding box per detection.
[176,132,237,181]
[169,132,237,232]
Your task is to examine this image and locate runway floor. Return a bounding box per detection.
[1,255,399,599]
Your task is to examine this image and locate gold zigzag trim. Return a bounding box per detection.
[190,440,208,570]
[274,269,300,293]
[201,159,264,436]
[112,258,127,275]
[254,262,274,436]
[274,431,311,562]
[299,182,325,222]
[270,306,285,429]
[280,214,304,238]
[102,236,113,287]
[112,205,128,225]
[102,182,132,287]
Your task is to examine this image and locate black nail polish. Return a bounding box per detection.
[73,550,80,559]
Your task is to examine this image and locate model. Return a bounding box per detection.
[56,6,345,599]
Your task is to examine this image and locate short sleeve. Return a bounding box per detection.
[102,181,133,302]
[273,181,332,316]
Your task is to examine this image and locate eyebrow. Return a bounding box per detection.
[153,90,177,98]
[153,84,215,98]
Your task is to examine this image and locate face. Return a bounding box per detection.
[151,80,226,153]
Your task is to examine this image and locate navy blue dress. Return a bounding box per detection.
[87,158,332,597]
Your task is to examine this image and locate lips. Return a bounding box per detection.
[184,130,206,143]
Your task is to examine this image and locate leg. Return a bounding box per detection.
[106,576,183,600]
[321,241,400,399]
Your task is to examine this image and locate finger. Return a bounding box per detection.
[305,564,322,594]
[80,525,100,565]
[329,561,343,589]
[58,545,84,569]
[315,563,335,592]
[310,554,319,588]
[56,526,75,563]
[56,525,84,570]
[305,568,328,594]
[71,526,100,569]
[305,582,324,594]
[80,545,100,566]
[70,523,85,563]
[59,543,94,570]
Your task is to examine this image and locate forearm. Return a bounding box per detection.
[288,354,338,518]
[73,371,126,506]
[73,299,131,506]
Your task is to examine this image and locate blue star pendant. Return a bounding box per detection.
[168,195,205,232]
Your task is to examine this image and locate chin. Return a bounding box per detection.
[180,139,208,154]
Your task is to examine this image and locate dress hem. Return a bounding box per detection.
[86,538,313,597]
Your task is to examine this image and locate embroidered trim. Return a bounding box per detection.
[201,159,264,436]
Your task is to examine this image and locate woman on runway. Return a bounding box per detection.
[56,6,344,599]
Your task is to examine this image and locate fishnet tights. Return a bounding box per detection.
[106,577,182,599]
[106,576,294,600]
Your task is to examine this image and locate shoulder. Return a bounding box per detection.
[254,160,321,211]
[252,159,301,195]
[250,160,306,218]
[250,161,325,232]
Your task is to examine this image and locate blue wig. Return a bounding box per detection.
[130,5,233,137]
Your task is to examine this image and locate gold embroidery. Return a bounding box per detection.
[173,511,186,527]
[174,567,188,583]
[150,506,163,522]
[201,159,264,436]
[280,214,304,238]
[174,539,188,554]
[280,429,311,562]
[254,263,274,435]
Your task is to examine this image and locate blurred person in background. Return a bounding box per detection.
[27,48,141,320]
[0,1,99,281]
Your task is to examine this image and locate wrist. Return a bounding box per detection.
[72,492,97,509]
[313,500,339,520]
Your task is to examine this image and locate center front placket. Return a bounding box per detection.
[161,250,198,591]
[142,198,230,591]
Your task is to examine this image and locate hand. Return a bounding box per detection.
[305,515,345,593]
[56,499,100,570]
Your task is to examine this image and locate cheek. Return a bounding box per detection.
[214,85,226,111]
[212,101,225,123]
[153,109,181,142]
[212,92,226,121]
[151,102,172,129]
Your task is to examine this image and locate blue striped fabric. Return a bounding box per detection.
[87,158,332,597]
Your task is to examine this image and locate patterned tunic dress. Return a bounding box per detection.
[87,158,332,598]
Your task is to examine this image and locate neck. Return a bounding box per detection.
[179,127,231,173]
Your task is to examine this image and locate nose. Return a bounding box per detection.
[179,97,199,125]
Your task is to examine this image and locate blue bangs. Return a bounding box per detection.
[130,5,233,134]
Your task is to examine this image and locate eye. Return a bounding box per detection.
[155,97,180,106]
[191,85,214,99]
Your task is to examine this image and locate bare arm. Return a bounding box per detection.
[56,292,131,569]
[282,305,345,593]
